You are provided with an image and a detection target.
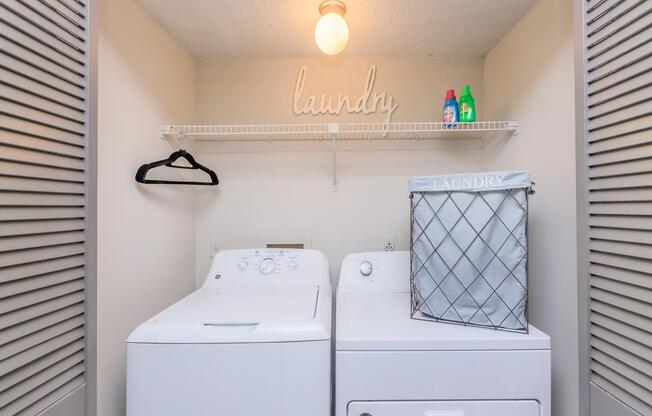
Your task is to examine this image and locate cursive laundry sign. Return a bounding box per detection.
[293,65,398,124]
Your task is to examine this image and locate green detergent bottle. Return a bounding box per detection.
[458,85,476,122]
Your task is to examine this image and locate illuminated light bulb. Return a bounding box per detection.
[315,0,349,55]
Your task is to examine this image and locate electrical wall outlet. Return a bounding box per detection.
[209,238,220,259]
[383,235,395,252]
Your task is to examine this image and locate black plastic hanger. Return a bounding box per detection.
[135,150,219,186]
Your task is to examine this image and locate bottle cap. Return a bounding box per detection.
[445,89,456,100]
[461,85,472,97]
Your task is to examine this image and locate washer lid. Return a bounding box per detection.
[128,285,331,344]
[336,292,550,351]
[157,285,318,324]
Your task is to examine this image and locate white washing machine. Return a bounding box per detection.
[127,249,331,416]
[336,251,551,416]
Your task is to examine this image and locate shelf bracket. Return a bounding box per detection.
[175,133,188,150]
[329,123,339,192]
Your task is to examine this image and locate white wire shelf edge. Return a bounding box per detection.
[160,121,518,142]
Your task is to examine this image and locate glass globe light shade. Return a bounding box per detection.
[315,12,349,55]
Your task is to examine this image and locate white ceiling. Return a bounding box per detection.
[136,0,539,58]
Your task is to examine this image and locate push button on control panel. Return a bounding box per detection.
[237,259,249,271]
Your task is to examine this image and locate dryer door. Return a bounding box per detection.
[348,400,539,416]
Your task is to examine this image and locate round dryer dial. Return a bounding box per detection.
[359,260,373,276]
[258,257,276,275]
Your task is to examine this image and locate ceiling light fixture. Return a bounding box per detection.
[315,0,349,55]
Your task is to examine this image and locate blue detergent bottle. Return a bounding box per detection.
[443,89,459,126]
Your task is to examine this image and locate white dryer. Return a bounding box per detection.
[127,249,331,416]
[336,251,551,416]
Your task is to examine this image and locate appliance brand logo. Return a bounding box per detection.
[433,174,507,191]
[292,65,398,124]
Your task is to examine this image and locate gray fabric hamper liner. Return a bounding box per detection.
[410,171,531,332]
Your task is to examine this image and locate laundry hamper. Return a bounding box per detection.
[410,171,534,332]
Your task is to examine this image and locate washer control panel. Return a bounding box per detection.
[236,249,299,276]
[203,249,329,288]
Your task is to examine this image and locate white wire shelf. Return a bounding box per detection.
[160,121,518,191]
[161,121,518,143]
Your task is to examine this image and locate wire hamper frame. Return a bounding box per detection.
[409,172,535,333]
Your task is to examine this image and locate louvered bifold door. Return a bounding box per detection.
[580,0,652,415]
[0,0,89,415]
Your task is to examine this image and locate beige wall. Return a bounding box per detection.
[484,0,578,415]
[96,0,196,415]
[194,57,486,282]
[197,57,484,124]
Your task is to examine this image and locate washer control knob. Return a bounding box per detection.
[238,259,248,271]
[287,260,298,271]
[259,257,276,276]
[360,260,373,277]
